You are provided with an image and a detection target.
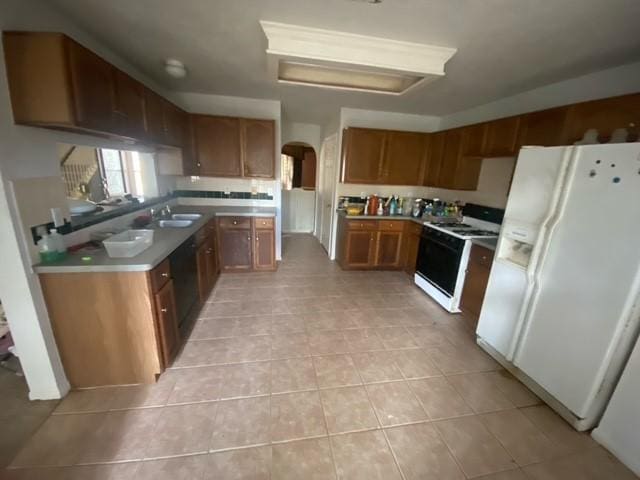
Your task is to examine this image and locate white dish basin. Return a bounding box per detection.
[158,219,193,228]
[171,213,202,220]
[103,229,154,258]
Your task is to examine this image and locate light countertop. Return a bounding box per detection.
[34,205,277,274]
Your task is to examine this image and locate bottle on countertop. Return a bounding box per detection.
[37,229,57,263]
[49,228,67,260]
[377,200,384,216]
[389,196,397,216]
[423,202,433,218]
[364,196,370,216]
[412,199,423,218]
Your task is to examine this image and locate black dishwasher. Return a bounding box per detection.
[169,235,199,327]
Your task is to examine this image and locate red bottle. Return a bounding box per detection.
[368,195,379,216]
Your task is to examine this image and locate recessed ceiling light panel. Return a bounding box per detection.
[278,61,423,95]
[260,21,456,95]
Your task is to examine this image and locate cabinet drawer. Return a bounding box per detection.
[346,220,378,231]
[378,220,405,232]
[149,258,171,292]
[254,217,274,230]
[217,216,251,229]
[469,244,494,268]
[405,221,423,236]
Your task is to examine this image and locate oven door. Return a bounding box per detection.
[416,228,464,297]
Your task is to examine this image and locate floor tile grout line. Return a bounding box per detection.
[351,351,408,480]
[308,354,340,480]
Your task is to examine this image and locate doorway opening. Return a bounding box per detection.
[281,143,317,236]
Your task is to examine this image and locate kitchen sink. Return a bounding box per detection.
[157,219,193,228]
[171,213,202,220]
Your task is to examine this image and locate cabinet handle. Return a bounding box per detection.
[161,308,168,313]
[161,272,169,278]
[196,162,201,167]
[247,236,251,241]
[233,220,238,225]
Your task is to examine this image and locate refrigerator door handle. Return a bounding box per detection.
[506,147,578,362]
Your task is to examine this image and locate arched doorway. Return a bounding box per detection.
[281,143,317,235]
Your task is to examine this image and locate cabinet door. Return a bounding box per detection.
[194,115,242,177]
[424,131,445,186]
[301,149,317,189]
[344,230,374,268]
[196,243,209,303]
[253,227,276,271]
[437,129,464,188]
[383,131,428,186]
[518,106,571,147]
[403,232,421,275]
[460,245,494,320]
[461,123,487,157]
[112,68,146,139]
[181,115,200,176]
[66,39,115,132]
[341,128,386,183]
[163,100,186,147]
[242,119,275,178]
[218,227,253,271]
[154,280,180,366]
[565,94,640,143]
[484,116,521,157]
[205,236,219,286]
[375,231,403,268]
[143,88,166,143]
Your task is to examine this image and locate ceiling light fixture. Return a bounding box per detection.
[278,61,421,94]
[164,59,187,79]
[260,21,456,95]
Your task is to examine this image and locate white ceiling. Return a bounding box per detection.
[47,0,640,124]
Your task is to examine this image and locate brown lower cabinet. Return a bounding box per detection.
[38,222,221,388]
[217,216,277,272]
[402,221,423,275]
[337,216,411,270]
[460,244,495,321]
[153,279,180,367]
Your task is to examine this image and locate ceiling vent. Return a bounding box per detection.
[260,21,456,95]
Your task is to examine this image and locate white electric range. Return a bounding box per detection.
[414,216,500,313]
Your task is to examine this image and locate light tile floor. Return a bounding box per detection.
[3,234,637,479]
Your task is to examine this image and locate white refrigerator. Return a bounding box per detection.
[476,143,640,431]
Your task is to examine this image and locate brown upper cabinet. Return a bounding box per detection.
[517,106,571,148]
[112,68,146,139]
[3,31,188,147]
[193,115,275,179]
[341,128,387,184]
[3,32,116,133]
[383,131,429,185]
[461,123,487,157]
[438,128,484,191]
[423,131,446,187]
[66,38,116,133]
[483,116,521,157]
[242,119,276,178]
[194,115,243,177]
[564,94,640,144]
[341,127,429,185]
